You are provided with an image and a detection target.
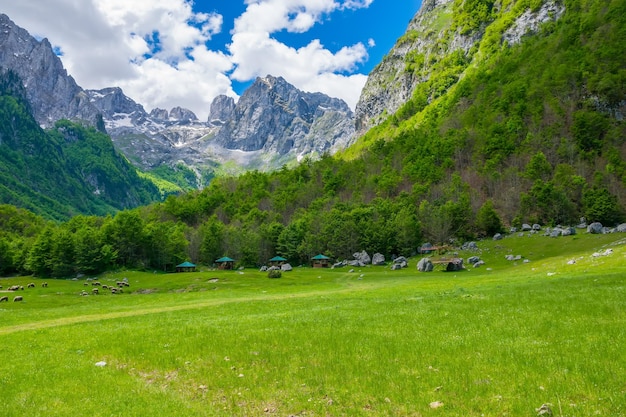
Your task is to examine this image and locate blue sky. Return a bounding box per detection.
[2,0,422,119]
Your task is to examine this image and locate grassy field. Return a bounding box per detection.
[1,232,625,416]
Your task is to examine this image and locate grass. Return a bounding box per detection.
[0,232,625,416]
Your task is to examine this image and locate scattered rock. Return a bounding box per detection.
[493,233,503,240]
[461,241,478,251]
[372,253,386,265]
[429,401,444,409]
[95,361,107,367]
[467,256,480,265]
[536,403,553,416]
[281,263,293,271]
[587,222,604,234]
[352,250,371,265]
[417,257,433,272]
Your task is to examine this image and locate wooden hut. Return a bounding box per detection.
[269,256,287,267]
[176,261,196,272]
[311,254,330,268]
[215,256,235,270]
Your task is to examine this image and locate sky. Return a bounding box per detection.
[1,0,421,120]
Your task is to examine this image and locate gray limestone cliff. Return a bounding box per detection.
[213,75,355,157]
[0,14,100,126]
[354,0,566,136]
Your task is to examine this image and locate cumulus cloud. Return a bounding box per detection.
[2,0,374,118]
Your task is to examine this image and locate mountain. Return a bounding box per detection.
[87,75,355,179]
[0,70,162,220]
[355,0,567,134]
[0,13,355,188]
[0,14,100,127]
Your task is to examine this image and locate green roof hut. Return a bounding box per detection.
[269,256,287,266]
[176,261,196,272]
[311,254,330,268]
[215,256,235,270]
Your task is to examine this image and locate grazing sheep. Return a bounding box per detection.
[84,282,89,286]
[0,296,8,302]
[92,288,99,294]
[102,285,109,290]
[13,296,23,302]
[19,286,24,290]
[80,291,89,296]
[27,283,35,288]
[110,287,118,294]
[92,281,101,286]
[42,282,48,288]
[0,285,3,289]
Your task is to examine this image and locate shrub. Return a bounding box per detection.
[268,269,282,279]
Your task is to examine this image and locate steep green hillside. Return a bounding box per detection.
[0,70,166,221]
[348,0,625,227]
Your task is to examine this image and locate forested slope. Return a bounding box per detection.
[0,70,163,221]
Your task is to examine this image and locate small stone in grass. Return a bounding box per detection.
[95,361,107,367]
[430,401,444,409]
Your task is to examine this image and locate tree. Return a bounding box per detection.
[583,187,624,226]
[476,200,504,237]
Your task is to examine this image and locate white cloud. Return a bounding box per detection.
[2,0,374,118]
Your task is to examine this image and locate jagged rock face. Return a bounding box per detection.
[169,106,197,122]
[355,0,456,135]
[208,95,235,125]
[354,0,566,135]
[150,108,169,121]
[0,14,99,126]
[214,75,354,156]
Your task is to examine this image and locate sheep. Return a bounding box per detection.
[42,282,48,288]
[102,285,109,290]
[92,281,101,286]
[13,296,23,302]
[19,286,24,290]
[110,287,118,294]
[0,296,8,302]
[84,282,89,286]
[92,288,99,294]
[8,285,19,291]
[27,283,35,288]
[80,291,89,296]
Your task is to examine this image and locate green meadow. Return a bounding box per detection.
[1,233,624,416]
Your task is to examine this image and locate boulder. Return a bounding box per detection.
[562,227,576,236]
[417,258,433,272]
[461,241,478,251]
[618,223,626,233]
[281,263,293,271]
[391,263,403,271]
[353,251,371,265]
[259,266,268,272]
[587,222,604,234]
[446,259,464,271]
[532,223,542,231]
[419,243,434,254]
[510,227,518,233]
[467,256,481,265]
[393,256,408,268]
[493,233,503,241]
[473,260,485,268]
[372,253,386,265]
[522,223,532,231]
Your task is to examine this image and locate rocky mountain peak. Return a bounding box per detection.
[169,106,198,122]
[0,13,100,127]
[0,14,355,178]
[212,74,354,156]
[208,95,235,125]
